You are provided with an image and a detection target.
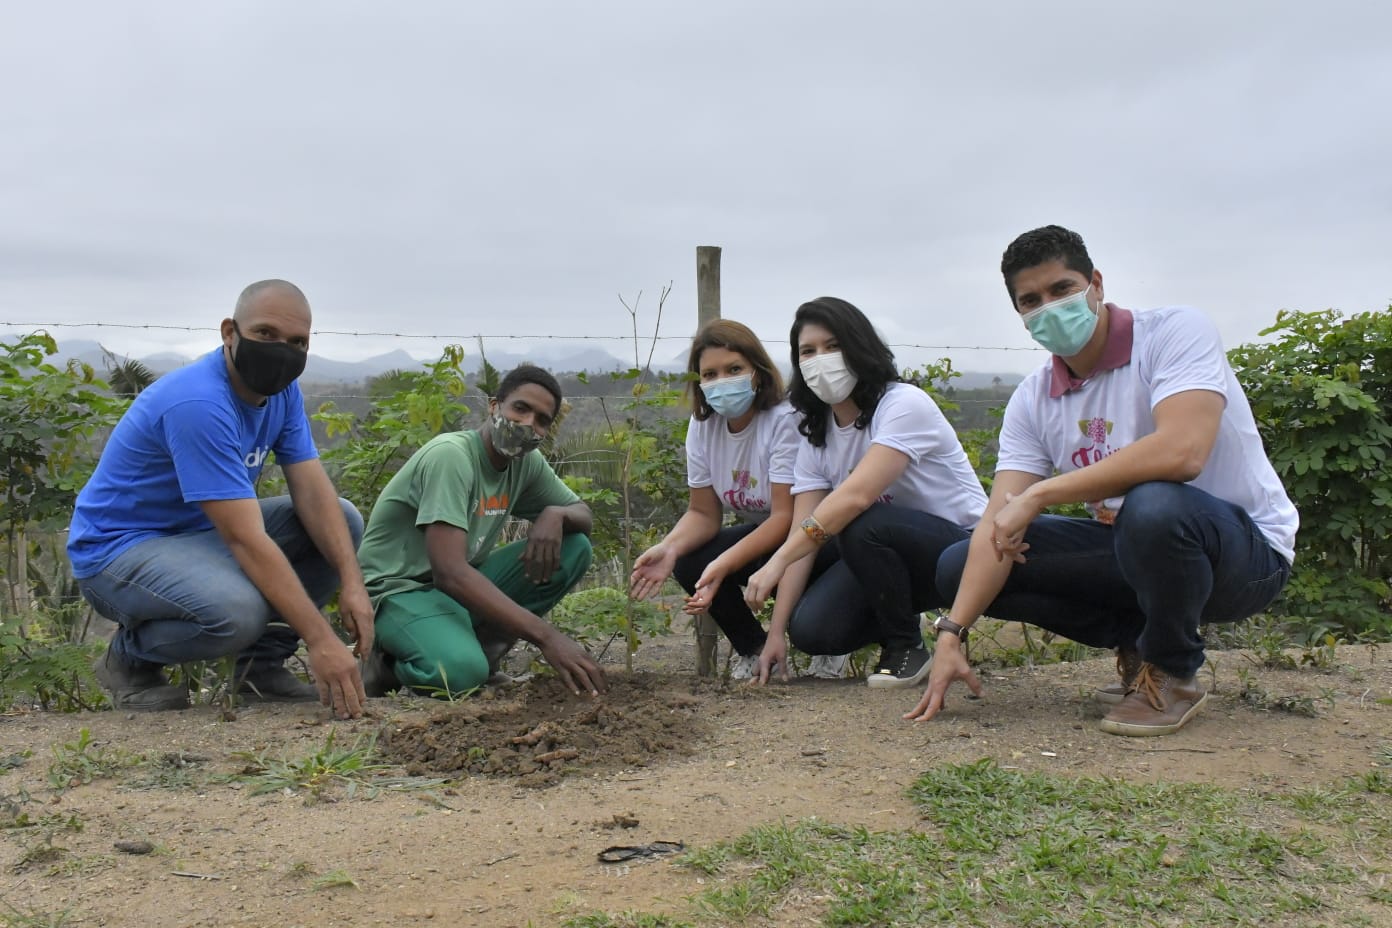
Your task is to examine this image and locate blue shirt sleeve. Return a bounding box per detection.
[162,399,257,502]
[271,383,320,466]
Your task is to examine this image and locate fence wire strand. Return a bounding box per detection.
[1,319,1041,353]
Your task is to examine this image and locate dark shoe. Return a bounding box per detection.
[1099,663,1208,737]
[93,651,189,712]
[360,649,400,698]
[237,664,319,702]
[866,644,932,689]
[1094,644,1143,705]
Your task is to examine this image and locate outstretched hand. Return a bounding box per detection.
[538,630,607,697]
[903,639,982,722]
[682,561,726,615]
[630,543,676,601]
[306,638,367,720]
[744,561,782,611]
[753,636,789,686]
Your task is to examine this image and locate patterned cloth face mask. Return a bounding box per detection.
[490,412,544,457]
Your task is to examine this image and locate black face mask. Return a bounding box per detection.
[231,322,307,396]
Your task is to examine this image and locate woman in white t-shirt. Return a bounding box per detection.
[630,320,804,679]
[745,297,988,688]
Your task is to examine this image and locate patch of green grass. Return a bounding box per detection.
[45,853,115,878]
[968,619,1107,669]
[226,731,445,800]
[228,731,389,798]
[562,916,694,928]
[312,869,360,891]
[1235,669,1336,717]
[569,760,1392,927]
[46,728,139,791]
[0,752,29,772]
[0,897,74,928]
[123,751,210,791]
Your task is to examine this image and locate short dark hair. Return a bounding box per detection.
[495,364,563,418]
[1000,225,1095,302]
[787,297,899,448]
[685,319,785,421]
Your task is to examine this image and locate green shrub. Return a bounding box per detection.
[549,586,672,649]
[1229,307,1392,639]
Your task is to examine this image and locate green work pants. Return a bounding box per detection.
[375,534,592,696]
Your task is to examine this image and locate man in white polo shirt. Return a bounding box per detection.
[906,225,1297,736]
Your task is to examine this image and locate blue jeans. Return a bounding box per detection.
[935,481,1291,678]
[673,523,770,656]
[790,504,968,654]
[77,496,364,671]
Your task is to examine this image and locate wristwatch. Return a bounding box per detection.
[933,615,970,642]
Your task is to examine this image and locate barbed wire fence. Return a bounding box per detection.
[0,318,1041,351]
[1,318,1039,403]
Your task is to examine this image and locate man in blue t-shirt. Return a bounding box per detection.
[68,280,371,719]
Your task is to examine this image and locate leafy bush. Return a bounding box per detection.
[0,617,104,712]
[314,345,473,518]
[1229,307,1392,639]
[549,586,672,649]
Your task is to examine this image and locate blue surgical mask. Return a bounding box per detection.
[1020,286,1099,357]
[701,373,756,419]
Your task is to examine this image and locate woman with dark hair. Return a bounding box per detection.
[630,319,823,678]
[745,297,988,688]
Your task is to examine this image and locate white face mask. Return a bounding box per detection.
[799,351,858,405]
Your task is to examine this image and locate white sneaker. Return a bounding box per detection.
[730,654,759,680]
[807,654,849,679]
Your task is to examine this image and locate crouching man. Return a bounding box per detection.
[907,225,1297,737]
[69,280,371,719]
[357,364,606,698]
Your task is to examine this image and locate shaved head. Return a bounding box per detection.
[234,279,309,321]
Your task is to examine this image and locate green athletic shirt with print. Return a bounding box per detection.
[357,430,580,608]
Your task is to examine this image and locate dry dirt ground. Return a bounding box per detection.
[0,623,1388,928]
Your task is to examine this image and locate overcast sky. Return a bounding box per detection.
[3,1,1389,376]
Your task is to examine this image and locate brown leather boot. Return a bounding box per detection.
[1099,662,1207,737]
[1093,644,1143,705]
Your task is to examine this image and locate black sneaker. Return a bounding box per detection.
[93,651,190,712]
[237,663,319,702]
[866,645,932,689]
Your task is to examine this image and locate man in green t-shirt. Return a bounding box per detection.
[357,364,605,698]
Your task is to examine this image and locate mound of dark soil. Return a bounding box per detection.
[379,672,714,787]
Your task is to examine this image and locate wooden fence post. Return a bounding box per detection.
[693,246,722,677]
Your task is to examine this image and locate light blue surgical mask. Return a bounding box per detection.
[701,373,756,419]
[1020,285,1099,357]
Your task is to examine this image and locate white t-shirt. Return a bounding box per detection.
[997,305,1299,563]
[686,401,801,524]
[792,382,987,529]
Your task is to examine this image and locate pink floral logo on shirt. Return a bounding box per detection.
[724,469,767,511]
[1070,417,1115,469]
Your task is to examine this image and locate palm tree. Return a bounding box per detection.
[101,348,156,397]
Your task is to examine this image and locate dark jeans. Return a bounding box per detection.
[77,497,364,671]
[789,503,968,654]
[935,481,1291,678]
[674,524,771,656]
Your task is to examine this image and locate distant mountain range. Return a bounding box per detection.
[54,339,1023,389]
